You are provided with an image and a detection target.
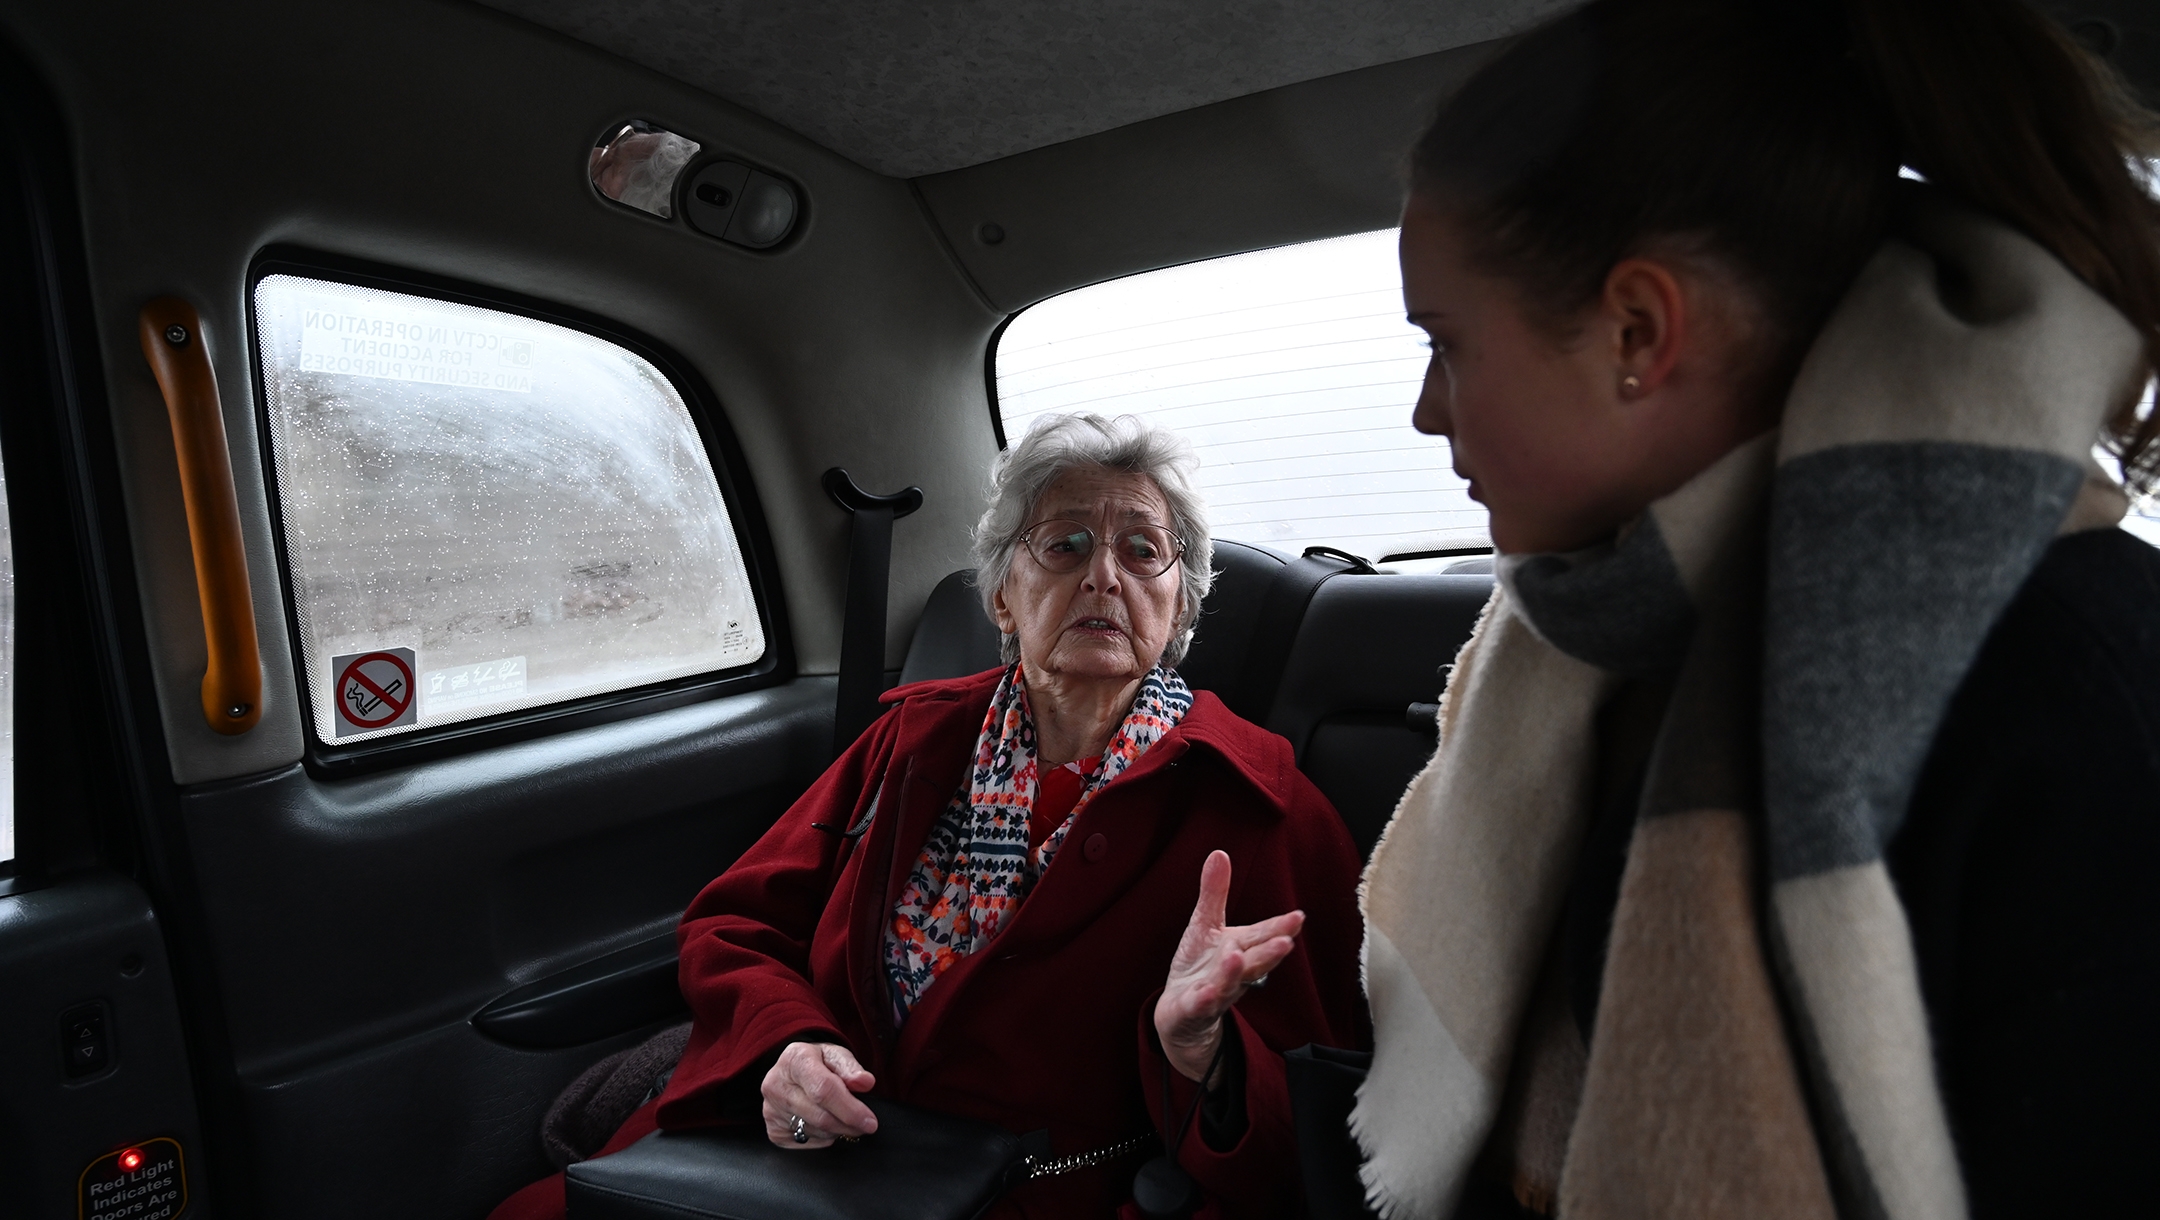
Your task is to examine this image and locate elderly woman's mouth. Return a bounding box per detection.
[1071,616,1125,635]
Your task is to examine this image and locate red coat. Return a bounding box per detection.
[491,668,1367,1220]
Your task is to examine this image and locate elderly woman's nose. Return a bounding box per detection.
[1080,536,1124,590]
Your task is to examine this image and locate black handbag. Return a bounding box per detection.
[1284,1044,1379,1220]
[562,1096,1029,1220]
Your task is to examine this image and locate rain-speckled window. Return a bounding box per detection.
[253,274,765,745]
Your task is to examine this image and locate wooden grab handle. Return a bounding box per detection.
[139,298,262,735]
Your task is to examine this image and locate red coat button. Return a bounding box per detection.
[1083,832,1109,862]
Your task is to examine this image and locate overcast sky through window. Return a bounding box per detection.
[996,228,1487,560]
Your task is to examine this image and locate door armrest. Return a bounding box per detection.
[473,933,684,1049]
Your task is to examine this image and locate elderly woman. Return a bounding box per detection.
[491,413,1366,1220]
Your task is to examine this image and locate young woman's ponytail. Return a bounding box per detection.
[1849,0,2160,486]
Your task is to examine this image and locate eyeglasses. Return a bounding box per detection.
[1017,519,1185,578]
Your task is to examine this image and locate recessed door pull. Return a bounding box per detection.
[139,297,262,735]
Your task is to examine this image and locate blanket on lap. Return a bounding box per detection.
[1352,192,2147,1220]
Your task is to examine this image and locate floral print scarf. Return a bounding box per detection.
[884,662,1192,1021]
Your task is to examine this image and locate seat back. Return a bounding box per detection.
[1174,539,1288,699]
[897,548,1496,858]
[898,570,1004,686]
[897,540,1291,695]
[1265,573,1492,856]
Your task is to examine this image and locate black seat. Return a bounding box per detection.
[1264,572,1491,856]
[896,544,1494,857]
[897,570,1004,686]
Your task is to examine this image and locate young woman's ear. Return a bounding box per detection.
[1603,257,1689,399]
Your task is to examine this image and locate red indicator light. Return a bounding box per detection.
[118,1147,144,1172]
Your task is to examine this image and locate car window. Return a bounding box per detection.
[252,274,766,745]
[993,228,1484,560]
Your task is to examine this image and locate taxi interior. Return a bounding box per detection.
[0,1,2152,1217]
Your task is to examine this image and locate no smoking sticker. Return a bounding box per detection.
[331,648,417,737]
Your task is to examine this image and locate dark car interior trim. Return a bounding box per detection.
[982,307,1019,450]
[0,37,228,1219]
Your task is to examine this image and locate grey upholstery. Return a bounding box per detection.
[475,2,1530,177]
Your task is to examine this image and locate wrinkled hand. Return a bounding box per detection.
[1153,850,1304,1083]
[761,1041,879,1150]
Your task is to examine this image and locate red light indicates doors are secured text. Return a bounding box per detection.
[78,1136,186,1219]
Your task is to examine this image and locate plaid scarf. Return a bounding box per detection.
[1354,191,2143,1219]
[885,663,1192,1020]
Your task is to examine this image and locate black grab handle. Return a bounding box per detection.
[823,468,923,519]
[826,469,923,754]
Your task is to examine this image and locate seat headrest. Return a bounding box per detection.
[897,540,1294,690]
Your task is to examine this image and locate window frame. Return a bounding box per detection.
[983,307,1020,450]
[246,247,794,777]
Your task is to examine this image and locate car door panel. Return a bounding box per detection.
[172,681,831,1215]
[245,1014,665,1217]
[471,931,685,1051]
[0,873,206,1217]
[179,683,828,1073]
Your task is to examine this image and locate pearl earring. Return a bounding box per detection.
[1620,374,1642,395]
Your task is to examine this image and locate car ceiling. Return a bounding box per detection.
[473,0,1581,177]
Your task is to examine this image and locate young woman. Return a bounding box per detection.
[1355,2,2159,1217]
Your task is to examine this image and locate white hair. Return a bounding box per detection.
[973,413,1214,667]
